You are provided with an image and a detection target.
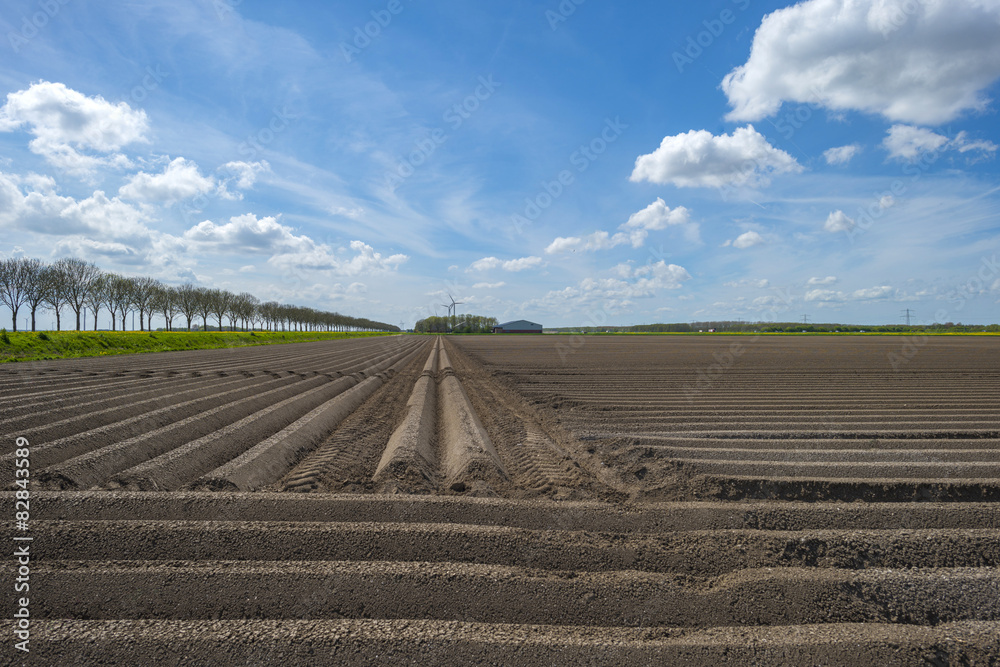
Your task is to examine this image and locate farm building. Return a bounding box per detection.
[492,320,543,334]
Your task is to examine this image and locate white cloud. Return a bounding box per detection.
[0,81,148,177]
[183,213,406,275]
[472,281,505,289]
[329,205,365,220]
[468,256,542,272]
[732,230,764,249]
[119,157,216,203]
[724,278,770,288]
[883,125,998,161]
[805,285,895,304]
[546,199,693,256]
[807,276,838,286]
[544,230,641,255]
[269,239,406,276]
[852,285,894,300]
[542,261,691,307]
[882,125,950,161]
[621,198,690,230]
[722,0,1000,124]
[183,214,313,253]
[218,160,271,190]
[500,256,543,271]
[805,289,844,303]
[824,210,855,233]
[824,144,861,165]
[0,172,155,243]
[630,126,801,189]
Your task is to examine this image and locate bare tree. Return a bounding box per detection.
[208,289,233,331]
[152,285,179,331]
[54,258,101,331]
[174,284,200,331]
[41,264,70,331]
[195,287,213,330]
[130,276,160,331]
[19,258,47,332]
[83,272,109,331]
[0,257,34,331]
[235,293,260,331]
[104,274,133,331]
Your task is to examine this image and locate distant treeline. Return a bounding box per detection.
[0,256,399,333]
[414,314,498,333]
[549,321,1000,333]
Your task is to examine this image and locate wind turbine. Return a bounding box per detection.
[447,294,463,318]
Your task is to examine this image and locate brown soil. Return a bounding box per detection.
[2,334,999,665]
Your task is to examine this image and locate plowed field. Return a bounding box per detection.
[3,334,999,665]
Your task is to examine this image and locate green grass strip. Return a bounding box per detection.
[0,330,396,363]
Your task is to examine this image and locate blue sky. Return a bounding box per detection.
[1,0,999,329]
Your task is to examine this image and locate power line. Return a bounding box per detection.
[901,308,915,327]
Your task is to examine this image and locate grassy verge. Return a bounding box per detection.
[0,330,397,363]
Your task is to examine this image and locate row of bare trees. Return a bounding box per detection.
[0,256,399,333]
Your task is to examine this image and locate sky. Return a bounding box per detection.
[1,0,999,329]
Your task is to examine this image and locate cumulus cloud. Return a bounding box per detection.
[183,213,406,275]
[731,230,764,249]
[0,81,148,177]
[724,278,770,288]
[806,285,895,304]
[852,285,894,300]
[824,210,855,233]
[119,157,215,203]
[546,199,693,255]
[630,126,801,189]
[542,261,691,308]
[824,144,861,165]
[183,214,313,254]
[472,282,505,289]
[808,276,838,286]
[468,256,542,272]
[545,231,642,254]
[722,0,1000,124]
[218,160,270,198]
[0,172,154,242]
[883,125,997,161]
[621,198,690,230]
